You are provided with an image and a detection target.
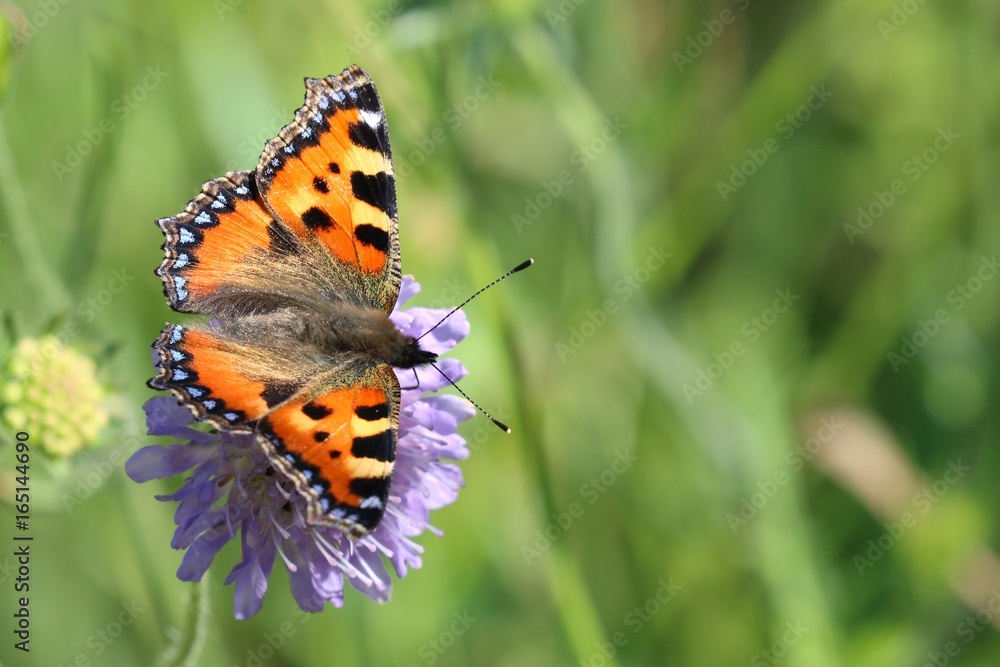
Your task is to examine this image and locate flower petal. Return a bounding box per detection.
[126,442,221,482]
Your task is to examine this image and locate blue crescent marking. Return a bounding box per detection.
[173,276,188,300]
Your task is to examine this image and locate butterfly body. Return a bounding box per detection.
[149,66,428,538]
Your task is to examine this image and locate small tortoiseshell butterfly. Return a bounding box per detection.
[149,65,437,538]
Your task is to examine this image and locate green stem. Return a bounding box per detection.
[154,576,210,667]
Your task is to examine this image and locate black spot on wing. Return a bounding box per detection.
[313,176,329,194]
[314,431,330,443]
[328,162,341,174]
[351,431,393,462]
[302,401,332,420]
[348,121,384,155]
[301,207,334,231]
[354,224,389,253]
[354,83,381,113]
[347,505,383,531]
[350,171,396,218]
[349,476,390,499]
[355,403,389,421]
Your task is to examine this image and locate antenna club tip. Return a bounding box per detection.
[513,258,534,272]
[492,419,511,433]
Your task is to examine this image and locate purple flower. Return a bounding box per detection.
[127,276,475,618]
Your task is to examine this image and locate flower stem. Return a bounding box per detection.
[154,575,210,667]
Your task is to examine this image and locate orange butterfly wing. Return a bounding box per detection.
[154,170,303,316]
[258,365,399,536]
[149,324,310,431]
[149,323,400,536]
[256,65,400,313]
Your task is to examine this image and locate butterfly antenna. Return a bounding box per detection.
[417,258,534,342]
[430,362,511,433]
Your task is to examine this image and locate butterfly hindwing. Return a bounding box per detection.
[149,323,318,432]
[256,65,400,314]
[257,363,400,537]
[151,323,400,536]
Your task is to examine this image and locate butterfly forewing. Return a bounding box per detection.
[256,65,400,314]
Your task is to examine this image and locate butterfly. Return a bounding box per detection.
[149,65,439,539]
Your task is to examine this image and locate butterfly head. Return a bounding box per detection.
[391,336,437,369]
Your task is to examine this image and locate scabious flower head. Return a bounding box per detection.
[2,335,109,457]
[127,276,475,618]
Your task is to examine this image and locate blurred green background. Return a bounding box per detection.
[1,0,1000,665]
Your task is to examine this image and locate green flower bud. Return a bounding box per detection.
[1,336,109,457]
